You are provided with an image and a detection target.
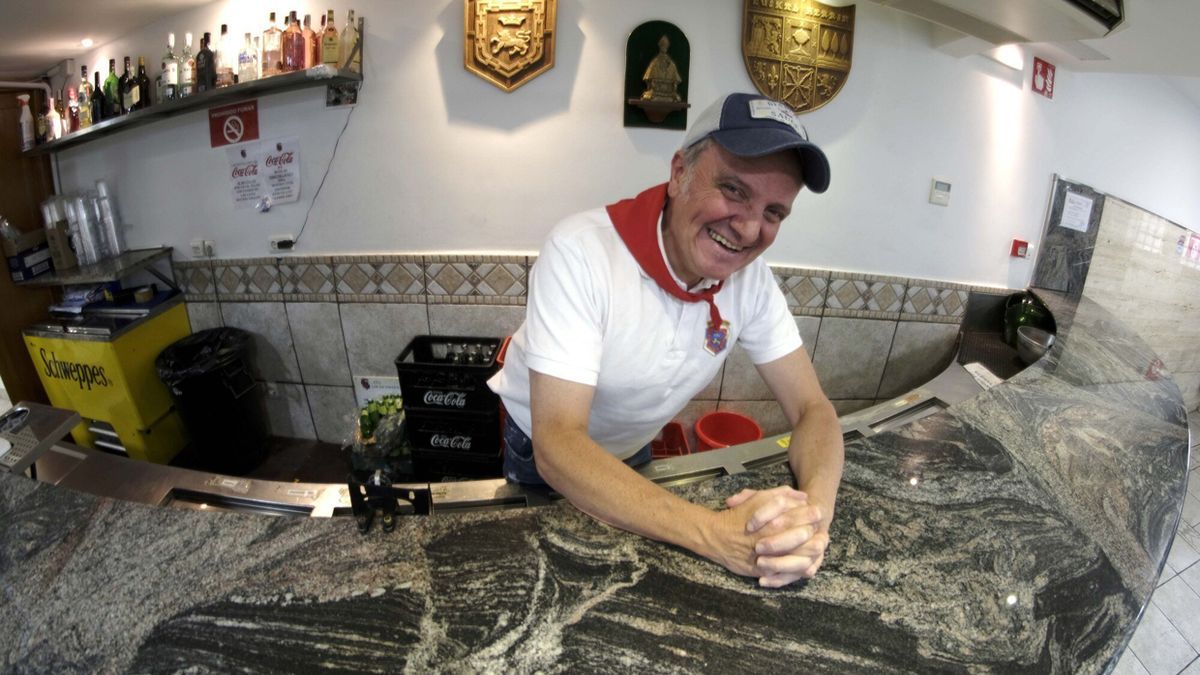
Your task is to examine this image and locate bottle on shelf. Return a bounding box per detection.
[321,10,339,68]
[180,32,196,98]
[340,9,360,73]
[136,57,151,109]
[54,91,69,137]
[282,11,305,72]
[67,88,80,132]
[262,11,283,77]
[78,65,93,129]
[216,24,235,87]
[35,97,48,144]
[91,70,107,123]
[17,94,34,151]
[118,56,133,113]
[46,93,63,140]
[162,33,179,101]
[103,59,121,117]
[196,33,216,92]
[238,32,259,83]
[303,13,317,68]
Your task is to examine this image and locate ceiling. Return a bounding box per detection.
[0,0,211,81]
[1,0,1198,102]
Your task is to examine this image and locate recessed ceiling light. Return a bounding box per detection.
[80,38,94,48]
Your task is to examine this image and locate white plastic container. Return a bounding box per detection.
[17,95,34,151]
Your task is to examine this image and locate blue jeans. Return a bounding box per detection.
[502,414,653,485]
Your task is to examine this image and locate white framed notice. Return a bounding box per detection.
[1060,192,1094,233]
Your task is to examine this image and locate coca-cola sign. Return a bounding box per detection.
[265,151,295,167]
[430,434,472,450]
[423,391,468,408]
[231,163,258,178]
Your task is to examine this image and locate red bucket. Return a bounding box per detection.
[695,412,762,452]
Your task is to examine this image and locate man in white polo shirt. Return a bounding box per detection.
[488,93,844,588]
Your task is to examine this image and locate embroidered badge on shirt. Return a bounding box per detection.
[704,320,731,356]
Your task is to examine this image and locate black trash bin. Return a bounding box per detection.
[156,327,268,475]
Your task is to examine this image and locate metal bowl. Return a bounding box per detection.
[1017,325,1055,365]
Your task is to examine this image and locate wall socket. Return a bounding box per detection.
[269,235,296,252]
[190,239,215,258]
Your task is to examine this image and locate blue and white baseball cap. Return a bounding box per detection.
[683,93,831,194]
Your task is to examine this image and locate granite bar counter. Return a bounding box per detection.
[0,292,1192,673]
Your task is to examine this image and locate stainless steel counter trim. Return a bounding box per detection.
[22,293,186,343]
[34,362,984,515]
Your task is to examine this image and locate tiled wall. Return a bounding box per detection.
[174,255,997,449]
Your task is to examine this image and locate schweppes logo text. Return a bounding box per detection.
[40,348,111,390]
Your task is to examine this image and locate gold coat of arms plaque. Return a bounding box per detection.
[465,0,557,92]
[743,0,855,113]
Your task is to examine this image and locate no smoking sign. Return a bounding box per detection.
[209,100,260,148]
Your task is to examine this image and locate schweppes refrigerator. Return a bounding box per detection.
[23,296,190,463]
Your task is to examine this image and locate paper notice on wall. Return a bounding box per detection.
[1060,192,1094,233]
[226,142,264,209]
[262,137,300,206]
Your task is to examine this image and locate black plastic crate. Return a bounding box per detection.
[411,448,502,479]
[405,408,500,456]
[396,335,503,413]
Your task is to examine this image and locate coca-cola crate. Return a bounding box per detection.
[411,448,502,479]
[404,408,500,457]
[395,335,503,414]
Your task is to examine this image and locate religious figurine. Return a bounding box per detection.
[640,35,682,102]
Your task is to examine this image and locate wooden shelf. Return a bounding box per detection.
[24,66,362,156]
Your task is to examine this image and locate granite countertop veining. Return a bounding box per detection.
[0,292,1191,673]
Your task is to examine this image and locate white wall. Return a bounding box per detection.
[53,0,1200,289]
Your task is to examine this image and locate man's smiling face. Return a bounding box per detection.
[663,141,804,286]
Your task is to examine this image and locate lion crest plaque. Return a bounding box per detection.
[465,0,557,92]
[742,0,855,113]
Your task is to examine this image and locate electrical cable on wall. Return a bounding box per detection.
[292,83,361,246]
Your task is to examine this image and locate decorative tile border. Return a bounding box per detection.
[898,313,961,324]
[903,285,970,319]
[173,255,1017,323]
[172,259,216,301]
[212,257,283,302]
[825,272,906,319]
[773,266,829,317]
[279,256,337,302]
[332,255,425,303]
[425,254,527,304]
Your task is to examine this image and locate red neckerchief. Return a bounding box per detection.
[607,183,730,355]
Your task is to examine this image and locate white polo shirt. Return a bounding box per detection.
[488,205,802,459]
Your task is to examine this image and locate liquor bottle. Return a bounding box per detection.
[118,56,133,113]
[162,33,179,101]
[282,11,305,72]
[35,99,47,144]
[180,32,196,97]
[303,14,317,68]
[136,57,151,109]
[321,9,339,67]
[238,32,259,83]
[78,65,93,129]
[216,24,235,86]
[67,88,80,132]
[17,94,34,151]
[46,94,63,140]
[196,33,216,92]
[103,59,120,116]
[340,10,360,73]
[91,70,107,123]
[262,11,283,77]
